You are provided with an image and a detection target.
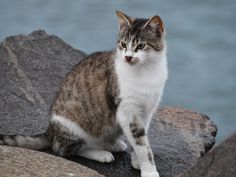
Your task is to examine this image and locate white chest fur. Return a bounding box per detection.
[115,51,168,115]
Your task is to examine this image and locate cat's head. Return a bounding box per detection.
[116,10,165,66]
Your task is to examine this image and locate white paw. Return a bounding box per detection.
[131,151,140,169]
[141,171,160,177]
[93,150,115,163]
[110,140,127,152]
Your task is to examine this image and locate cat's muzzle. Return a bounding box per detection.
[124,56,140,65]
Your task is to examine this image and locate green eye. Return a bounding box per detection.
[136,43,146,50]
[120,41,127,48]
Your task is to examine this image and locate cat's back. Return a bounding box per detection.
[52,50,119,136]
[57,50,116,95]
[52,51,118,135]
[71,50,115,77]
[78,50,114,72]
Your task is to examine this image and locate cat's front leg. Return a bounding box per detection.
[131,150,140,169]
[117,103,159,177]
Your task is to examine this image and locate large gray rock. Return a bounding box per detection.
[0,30,217,177]
[0,145,103,177]
[0,30,86,135]
[180,132,236,177]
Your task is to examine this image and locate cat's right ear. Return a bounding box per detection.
[143,15,164,33]
[116,10,134,30]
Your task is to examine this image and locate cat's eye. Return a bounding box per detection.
[120,41,127,49]
[136,43,146,50]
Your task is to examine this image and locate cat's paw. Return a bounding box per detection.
[94,150,115,163]
[110,140,127,152]
[79,149,115,163]
[141,171,160,177]
[131,151,140,169]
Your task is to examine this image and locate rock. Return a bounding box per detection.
[0,30,217,177]
[180,132,236,177]
[0,30,86,135]
[0,145,103,177]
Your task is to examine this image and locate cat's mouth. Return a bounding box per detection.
[124,57,140,65]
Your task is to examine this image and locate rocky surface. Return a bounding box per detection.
[0,30,86,135]
[0,145,103,177]
[180,132,236,177]
[0,30,217,177]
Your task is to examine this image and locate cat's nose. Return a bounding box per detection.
[125,56,133,62]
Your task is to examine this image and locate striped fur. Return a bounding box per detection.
[0,133,51,150]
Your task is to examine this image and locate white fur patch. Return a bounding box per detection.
[108,140,127,152]
[51,114,90,140]
[131,151,140,169]
[77,149,115,163]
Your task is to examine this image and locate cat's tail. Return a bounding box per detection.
[0,132,51,150]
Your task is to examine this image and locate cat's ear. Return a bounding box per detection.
[116,10,134,29]
[143,15,164,32]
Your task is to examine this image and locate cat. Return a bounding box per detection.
[0,10,167,177]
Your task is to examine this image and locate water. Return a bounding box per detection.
[0,0,235,144]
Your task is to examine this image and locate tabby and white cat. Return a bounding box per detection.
[0,10,167,177]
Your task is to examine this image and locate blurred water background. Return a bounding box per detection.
[0,0,235,144]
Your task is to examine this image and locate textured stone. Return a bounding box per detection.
[0,30,217,177]
[0,145,103,177]
[0,30,86,135]
[180,132,236,177]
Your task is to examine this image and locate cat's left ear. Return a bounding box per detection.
[143,15,164,32]
[116,10,134,29]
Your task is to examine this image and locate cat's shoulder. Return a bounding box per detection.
[73,50,115,68]
[68,50,116,77]
[87,50,115,60]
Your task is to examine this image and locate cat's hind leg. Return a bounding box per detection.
[52,134,84,157]
[51,114,114,163]
[50,114,87,157]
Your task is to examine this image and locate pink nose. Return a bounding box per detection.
[125,56,133,62]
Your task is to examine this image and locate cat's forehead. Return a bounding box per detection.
[119,18,149,42]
